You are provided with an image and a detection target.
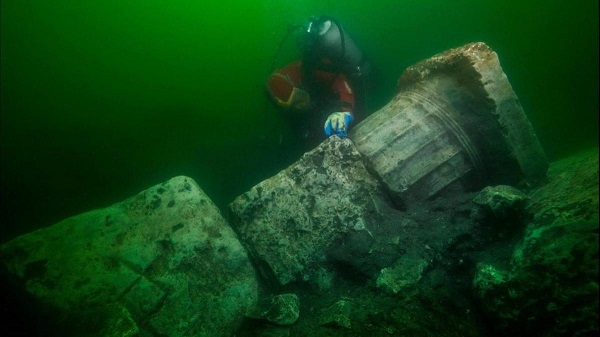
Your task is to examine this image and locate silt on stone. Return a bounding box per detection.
[350,42,548,202]
[0,176,258,337]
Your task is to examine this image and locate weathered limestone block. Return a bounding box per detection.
[229,136,386,286]
[350,42,548,202]
[0,176,258,337]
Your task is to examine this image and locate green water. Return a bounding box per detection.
[1,0,598,241]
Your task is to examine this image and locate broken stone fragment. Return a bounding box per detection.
[376,256,429,295]
[350,42,548,203]
[1,176,258,337]
[250,293,300,326]
[229,136,386,286]
[319,299,353,329]
[472,185,530,220]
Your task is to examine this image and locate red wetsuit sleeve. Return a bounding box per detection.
[266,60,304,104]
[272,61,303,87]
[279,60,303,85]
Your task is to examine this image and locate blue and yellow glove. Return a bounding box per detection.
[324,111,354,137]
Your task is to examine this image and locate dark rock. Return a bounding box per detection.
[319,299,353,329]
[472,185,531,228]
[473,185,529,216]
[473,149,599,337]
[250,293,300,326]
[528,148,599,227]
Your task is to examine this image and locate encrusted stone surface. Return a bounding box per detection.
[472,185,531,224]
[251,293,300,326]
[473,185,529,215]
[350,42,547,202]
[473,149,599,337]
[229,136,386,286]
[376,256,429,295]
[1,176,258,337]
[319,299,353,329]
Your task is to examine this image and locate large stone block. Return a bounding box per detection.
[1,176,258,337]
[229,136,386,286]
[350,42,548,201]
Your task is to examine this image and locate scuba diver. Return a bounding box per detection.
[265,16,374,144]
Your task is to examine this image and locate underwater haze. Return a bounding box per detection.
[1,0,598,242]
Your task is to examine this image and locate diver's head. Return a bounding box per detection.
[299,16,334,51]
[305,16,333,36]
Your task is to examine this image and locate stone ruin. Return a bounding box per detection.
[2,42,597,337]
[229,42,548,287]
[350,42,547,202]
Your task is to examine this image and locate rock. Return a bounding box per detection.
[376,256,429,295]
[311,266,336,291]
[0,176,258,337]
[98,304,139,337]
[229,136,386,286]
[34,303,141,337]
[251,293,300,326]
[472,149,599,336]
[474,219,599,336]
[528,148,599,227]
[472,264,510,313]
[350,42,548,203]
[319,299,353,329]
[472,185,530,223]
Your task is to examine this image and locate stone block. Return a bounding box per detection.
[1,176,258,337]
[229,137,386,286]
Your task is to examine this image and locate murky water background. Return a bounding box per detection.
[1,0,598,242]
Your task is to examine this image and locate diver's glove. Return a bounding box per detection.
[324,111,354,137]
